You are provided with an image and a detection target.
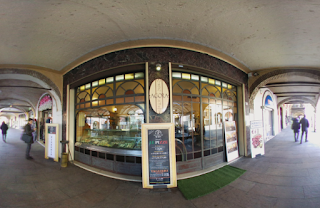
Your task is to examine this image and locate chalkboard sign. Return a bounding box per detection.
[142,123,177,189]
[148,129,170,185]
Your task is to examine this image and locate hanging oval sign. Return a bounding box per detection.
[149,79,169,114]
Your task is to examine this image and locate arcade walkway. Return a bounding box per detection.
[1,127,320,208]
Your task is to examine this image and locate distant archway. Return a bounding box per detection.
[249,69,320,109]
[0,69,61,112]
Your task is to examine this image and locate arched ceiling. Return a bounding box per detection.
[1,0,320,111]
[0,79,47,113]
[2,0,320,72]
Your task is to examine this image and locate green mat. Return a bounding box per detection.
[177,165,246,200]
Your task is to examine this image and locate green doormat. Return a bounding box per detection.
[177,165,246,200]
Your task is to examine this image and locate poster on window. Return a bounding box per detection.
[45,123,59,162]
[250,120,265,158]
[224,121,239,162]
[141,123,177,189]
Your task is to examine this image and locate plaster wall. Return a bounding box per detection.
[252,88,278,142]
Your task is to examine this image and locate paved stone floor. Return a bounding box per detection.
[0,127,320,207]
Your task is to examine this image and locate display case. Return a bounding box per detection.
[75,129,142,150]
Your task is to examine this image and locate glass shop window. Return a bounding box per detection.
[74,72,145,150]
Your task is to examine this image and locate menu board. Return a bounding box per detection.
[250,120,265,158]
[224,121,239,162]
[45,123,59,162]
[142,123,177,189]
[148,129,170,185]
[48,126,56,158]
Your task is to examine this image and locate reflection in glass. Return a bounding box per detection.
[172,71,238,162]
[173,99,201,160]
[202,100,223,153]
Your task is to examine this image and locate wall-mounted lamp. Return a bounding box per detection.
[113,108,117,112]
[156,64,161,71]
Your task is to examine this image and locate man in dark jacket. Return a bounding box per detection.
[291,117,300,142]
[300,114,309,144]
[24,118,35,159]
[0,121,8,143]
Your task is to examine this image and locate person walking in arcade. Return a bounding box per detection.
[24,118,35,159]
[291,117,300,142]
[0,121,8,143]
[300,114,309,144]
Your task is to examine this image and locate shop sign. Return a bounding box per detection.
[250,120,265,158]
[141,123,177,189]
[224,121,239,162]
[39,95,52,111]
[149,79,169,114]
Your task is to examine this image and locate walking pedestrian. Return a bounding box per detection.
[300,114,309,144]
[0,121,8,143]
[24,118,35,159]
[32,119,38,142]
[291,117,300,142]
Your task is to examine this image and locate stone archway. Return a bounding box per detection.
[0,69,61,111]
[0,68,61,98]
[249,69,320,110]
[277,97,316,109]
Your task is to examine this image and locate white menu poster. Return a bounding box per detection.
[224,121,239,162]
[45,124,59,162]
[250,120,265,158]
[48,133,56,158]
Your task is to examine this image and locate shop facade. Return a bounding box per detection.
[37,94,53,142]
[63,47,249,177]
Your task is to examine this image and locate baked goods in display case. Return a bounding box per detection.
[76,135,141,150]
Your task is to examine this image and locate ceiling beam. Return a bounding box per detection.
[274,92,318,95]
[266,82,320,86]
[0,105,31,107]
[0,86,51,90]
[277,95,316,98]
[0,111,24,113]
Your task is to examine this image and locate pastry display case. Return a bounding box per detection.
[75,129,141,150]
[75,105,144,152]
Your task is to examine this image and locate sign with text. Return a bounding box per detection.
[45,123,59,162]
[142,123,177,189]
[48,126,56,158]
[224,121,239,162]
[250,120,265,158]
[149,79,169,114]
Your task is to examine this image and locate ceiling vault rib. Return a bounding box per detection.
[0,105,31,107]
[274,92,319,95]
[261,84,320,88]
[277,95,316,98]
[0,86,51,90]
[266,82,320,86]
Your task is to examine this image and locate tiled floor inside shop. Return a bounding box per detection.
[1,126,320,208]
